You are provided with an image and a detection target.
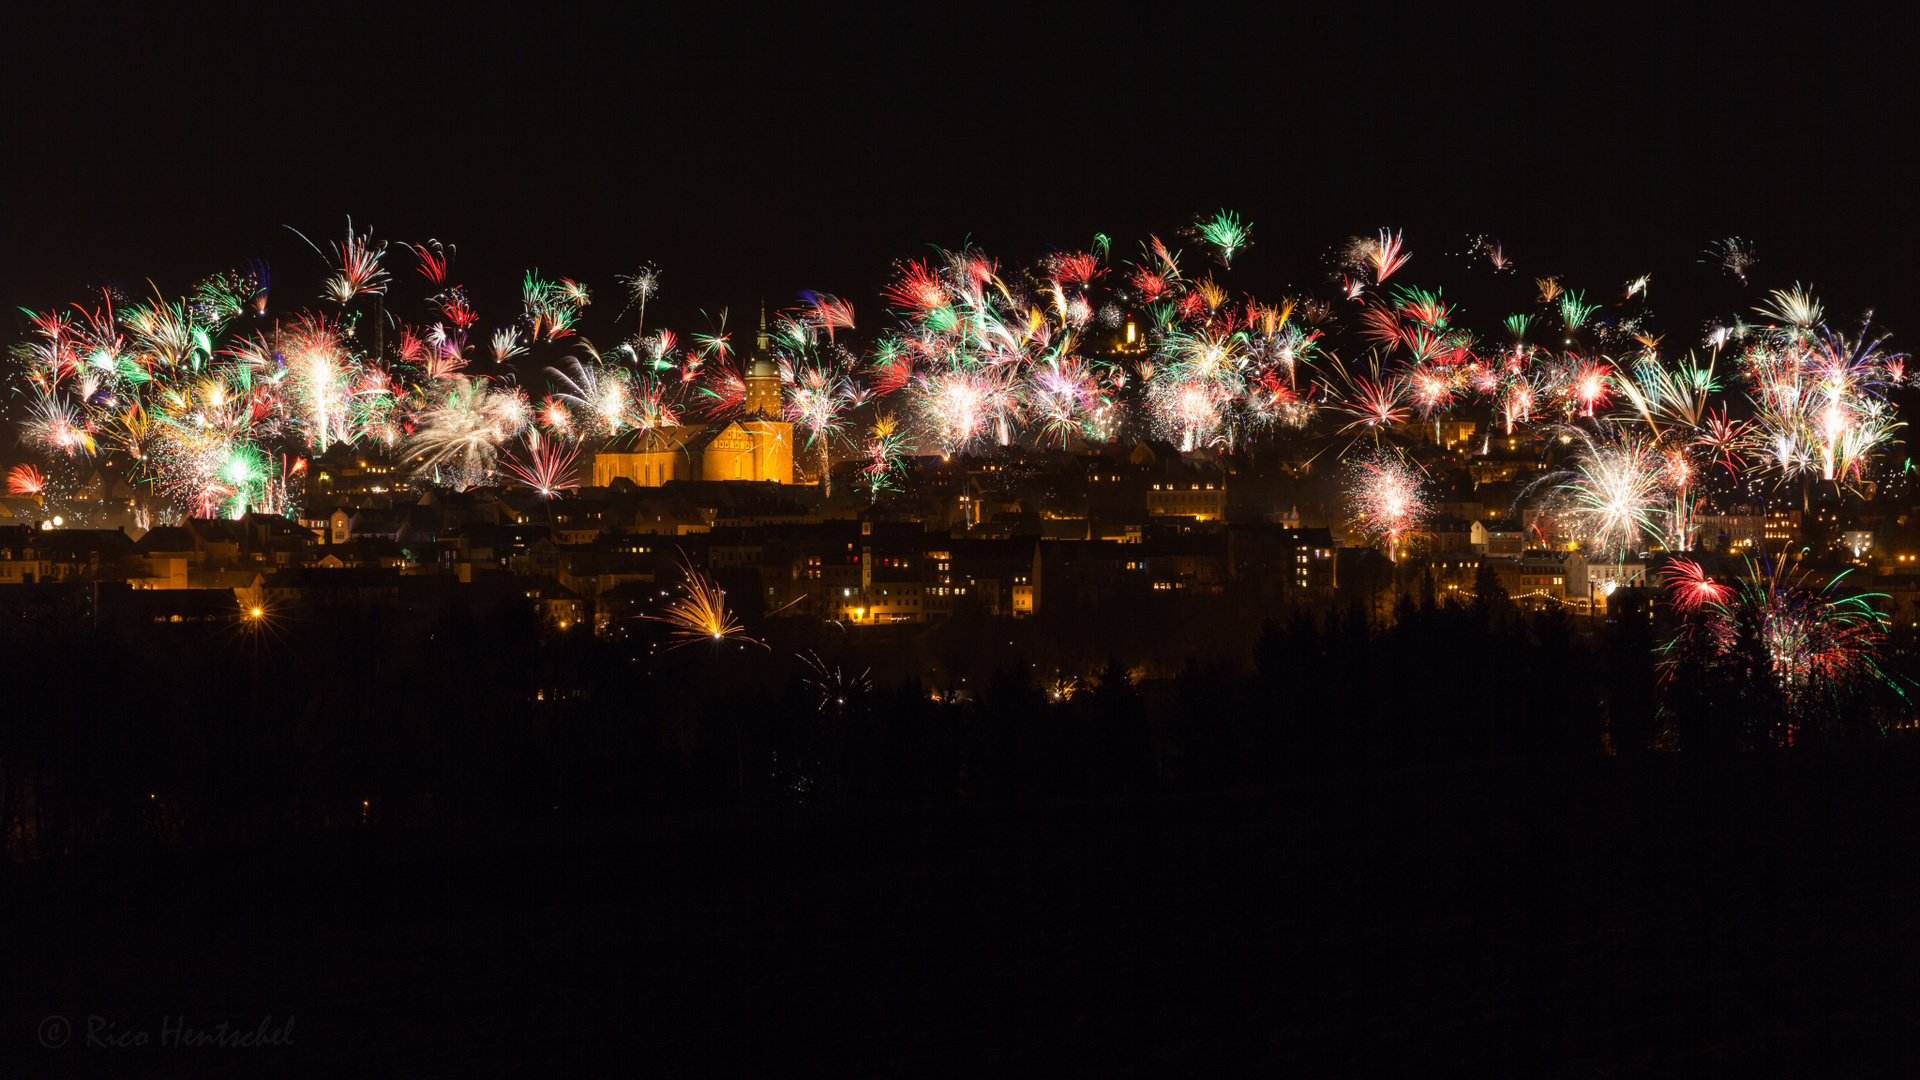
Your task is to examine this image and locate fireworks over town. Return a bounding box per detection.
[7,214,1913,733]
[9,5,1920,1070]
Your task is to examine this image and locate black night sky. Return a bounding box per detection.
[3,7,1915,336]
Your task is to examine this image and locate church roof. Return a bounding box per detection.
[608,416,790,455]
[609,423,730,454]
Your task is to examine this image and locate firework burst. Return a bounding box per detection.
[7,464,46,497]
[1344,450,1428,557]
[503,430,583,498]
[649,556,764,649]
[1662,557,1897,740]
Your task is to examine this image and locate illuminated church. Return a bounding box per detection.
[591,309,795,487]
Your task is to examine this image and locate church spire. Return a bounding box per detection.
[744,299,781,417]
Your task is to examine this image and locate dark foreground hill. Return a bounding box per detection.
[6,749,1919,1077]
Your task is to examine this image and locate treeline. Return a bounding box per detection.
[0,571,1907,862]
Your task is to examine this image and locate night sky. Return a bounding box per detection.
[3,6,1914,344]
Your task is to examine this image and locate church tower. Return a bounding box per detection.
[743,302,782,418]
[590,301,794,487]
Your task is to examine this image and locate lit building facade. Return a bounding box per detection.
[1147,480,1226,520]
[592,310,794,487]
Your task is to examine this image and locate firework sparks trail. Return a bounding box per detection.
[503,429,583,497]
[616,265,661,336]
[770,300,862,494]
[320,221,390,303]
[7,464,46,496]
[1333,359,1411,435]
[648,555,764,649]
[855,413,909,502]
[1369,229,1411,284]
[1703,237,1758,286]
[1195,209,1252,267]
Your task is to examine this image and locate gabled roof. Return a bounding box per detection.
[186,518,247,544]
[1129,439,1183,467]
[136,526,197,553]
[611,423,727,454]
[242,513,319,542]
[40,528,136,555]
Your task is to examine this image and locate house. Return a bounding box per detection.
[1430,552,1483,601]
[238,513,321,565]
[1146,479,1226,521]
[1472,518,1527,555]
[1425,516,1476,553]
[1431,489,1492,521]
[183,517,246,565]
[313,536,407,569]
[34,527,140,582]
[0,526,52,584]
[1585,559,1649,612]
[453,523,556,577]
[1484,549,1589,607]
[108,585,244,626]
[187,569,267,611]
[593,579,666,636]
[134,526,196,587]
[1695,509,1764,552]
[309,446,402,500]
[515,576,587,630]
[553,535,661,599]
[1764,508,1802,551]
[135,516,318,583]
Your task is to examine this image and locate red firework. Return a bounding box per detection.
[1357,303,1404,348]
[503,431,582,498]
[1051,252,1104,285]
[1131,268,1172,302]
[1573,359,1613,416]
[1370,228,1411,283]
[800,292,856,341]
[409,241,452,286]
[439,287,478,329]
[884,260,949,311]
[7,464,46,496]
[1662,558,1729,613]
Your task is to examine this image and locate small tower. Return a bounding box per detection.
[743,301,782,418]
